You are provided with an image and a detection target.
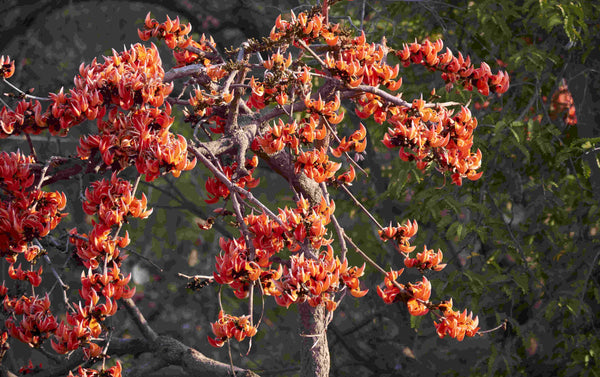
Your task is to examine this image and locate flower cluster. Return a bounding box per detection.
[173,33,219,68]
[79,264,136,305]
[375,270,431,316]
[434,299,480,341]
[0,98,46,138]
[4,294,58,348]
[68,362,122,377]
[404,246,446,272]
[207,310,258,348]
[274,247,367,312]
[137,13,192,50]
[82,174,152,228]
[74,44,195,180]
[213,236,282,299]
[186,84,231,131]
[325,31,403,90]
[331,124,367,157]
[268,11,328,43]
[247,53,311,111]
[2,44,159,136]
[376,269,405,304]
[51,304,103,358]
[255,117,327,155]
[550,82,577,126]
[380,99,483,185]
[378,220,418,253]
[294,148,341,184]
[0,152,68,357]
[254,117,363,185]
[304,94,345,125]
[0,151,67,264]
[71,173,151,269]
[1,44,195,181]
[213,197,339,298]
[51,265,134,357]
[376,221,478,339]
[395,39,510,95]
[204,156,260,203]
[404,277,432,316]
[8,264,43,287]
[58,173,146,358]
[210,196,367,347]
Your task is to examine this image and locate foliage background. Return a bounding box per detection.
[1,0,599,376]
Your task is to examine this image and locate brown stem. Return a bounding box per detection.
[339,185,383,229]
[121,298,159,342]
[189,145,287,229]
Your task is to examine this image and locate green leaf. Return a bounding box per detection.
[410,314,423,329]
[511,271,529,293]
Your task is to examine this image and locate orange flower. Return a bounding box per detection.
[404,246,446,271]
[434,300,480,341]
[0,56,15,79]
[406,277,431,316]
[376,269,405,304]
[208,310,258,347]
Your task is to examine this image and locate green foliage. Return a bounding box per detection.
[327,0,600,376]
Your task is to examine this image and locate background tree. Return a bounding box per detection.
[321,1,600,376]
[0,1,598,377]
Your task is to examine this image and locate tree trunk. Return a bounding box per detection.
[299,302,330,377]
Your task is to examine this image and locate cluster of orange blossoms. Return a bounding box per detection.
[3,294,58,348]
[51,266,133,358]
[207,310,258,348]
[395,39,509,95]
[376,219,478,340]
[211,195,367,338]
[434,299,480,341]
[1,44,195,182]
[378,220,419,253]
[380,100,483,185]
[0,151,66,365]
[55,174,147,362]
[204,156,260,203]
[71,173,151,269]
[8,263,43,287]
[73,44,196,180]
[550,82,577,126]
[404,246,447,272]
[376,268,433,316]
[0,151,67,264]
[68,362,122,377]
[137,13,192,50]
[324,30,403,90]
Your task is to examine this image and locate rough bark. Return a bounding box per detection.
[299,303,330,377]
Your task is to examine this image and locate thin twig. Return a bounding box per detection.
[2,78,50,101]
[297,39,327,68]
[339,185,383,229]
[190,146,287,229]
[322,117,368,176]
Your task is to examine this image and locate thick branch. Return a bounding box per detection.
[153,335,259,377]
[121,298,159,342]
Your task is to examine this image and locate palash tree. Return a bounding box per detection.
[0,1,510,376]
